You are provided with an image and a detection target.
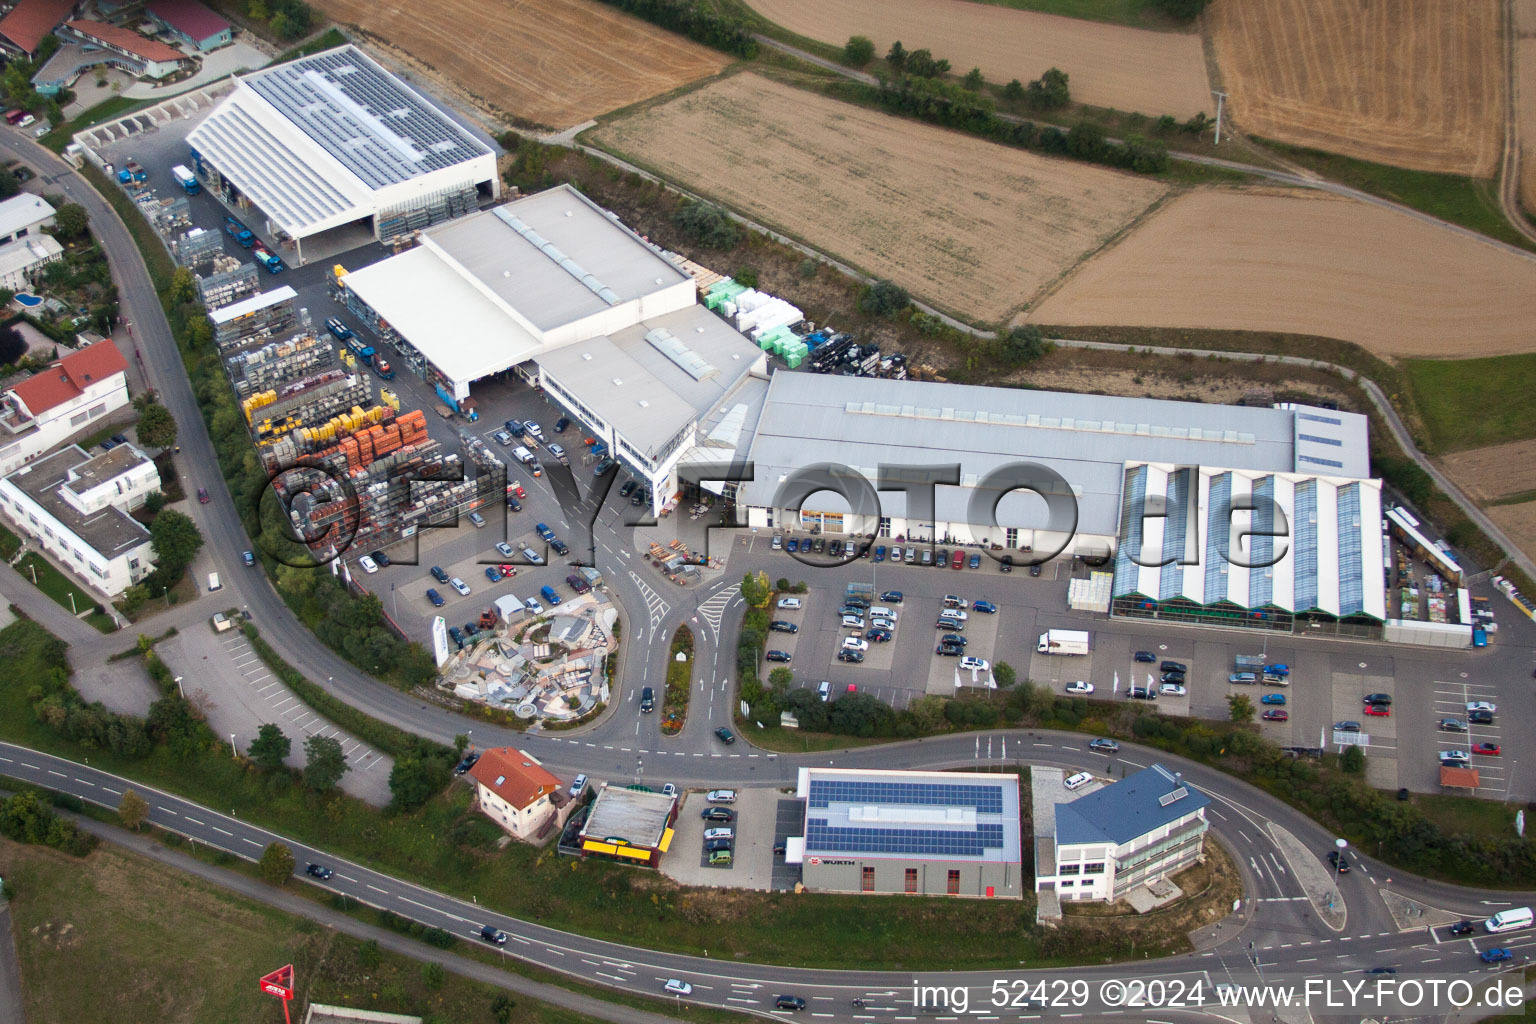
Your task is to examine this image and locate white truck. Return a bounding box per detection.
[1036,629,1090,656]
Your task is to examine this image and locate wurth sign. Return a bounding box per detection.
[259,964,295,1024]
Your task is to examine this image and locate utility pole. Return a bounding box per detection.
[1213,91,1228,145]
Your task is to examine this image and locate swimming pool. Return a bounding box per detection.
[14,294,40,308]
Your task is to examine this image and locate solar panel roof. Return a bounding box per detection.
[797,768,1021,863]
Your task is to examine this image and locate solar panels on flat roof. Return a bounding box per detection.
[807,779,1004,814]
[806,820,1005,857]
[245,45,490,190]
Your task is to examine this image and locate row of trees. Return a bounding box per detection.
[245,0,315,41]
[591,0,757,58]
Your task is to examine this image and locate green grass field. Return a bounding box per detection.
[0,840,617,1024]
[13,553,115,632]
[0,522,19,561]
[1411,793,1525,840]
[1255,139,1536,253]
[1402,354,1536,452]
[963,0,1178,29]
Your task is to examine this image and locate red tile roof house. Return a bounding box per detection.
[60,19,190,79]
[467,748,572,842]
[0,0,75,57]
[0,339,131,475]
[144,0,231,52]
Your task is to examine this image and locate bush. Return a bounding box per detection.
[1003,79,1025,101]
[258,841,295,884]
[859,279,910,317]
[843,35,875,67]
[1001,324,1050,364]
[962,68,984,92]
[1024,67,1070,111]
[672,200,740,250]
[733,266,758,289]
[1150,0,1210,20]
[589,0,757,58]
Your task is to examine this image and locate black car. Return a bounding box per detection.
[430,565,449,583]
[1449,920,1476,936]
[1363,693,1392,705]
[1161,671,1186,685]
[554,416,570,433]
[700,807,735,822]
[935,644,961,656]
[551,539,570,556]
[939,634,968,647]
[369,550,391,567]
[838,650,865,663]
[1133,650,1156,663]
[1029,563,1041,577]
[454,751,481,775]
[631,491,645,507]
[305,863,333,880]
[879,590,903,604]
[765,650,791,663]
[775,996,807,1011]
[1469,709,1495,724]
[812,537,826,553]
[769,620,799,634]
[1160,661,1187,674]
[1127,687,1157,700]
[714,727,736,744]
[866,628,892,642]
[507,497,522,512]
[828,539,843,557]
[1328,850,1350,873]
[705,837,734,853]
[480,925,508,945]
[620,481,638,497]
[999,555,1013,573]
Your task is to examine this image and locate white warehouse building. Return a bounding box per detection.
[187,44,499,262]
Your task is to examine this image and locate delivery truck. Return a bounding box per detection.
[171,164,199,194]
[1036,629,1090,656]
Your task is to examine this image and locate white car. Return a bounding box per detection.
[959,656,990,672]
[938,609,968,622]
[842,637,869,652]
[495,541,515,558]
[449,577,471,596]
[1441,749,1471,764]
[871,617,897,630]
[357,555,378,574]
[1065,681,1094,695]
[777,597,802,610]
[942,596,968,610]
[524,596,544,614]
[1159,683,1187,696]
[841,615,865,629]
[1466,701,1497,714]
[664,979,693,996]
[1064,771,1094,791]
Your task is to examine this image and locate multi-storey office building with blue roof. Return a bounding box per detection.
[1037,764,1210,903]
[792,767,1024,899]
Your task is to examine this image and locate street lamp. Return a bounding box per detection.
[1330,838,1347,909]
[174,675,184,698]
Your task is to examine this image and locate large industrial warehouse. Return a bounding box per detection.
[790,767,1024,899]
[187,44,498,261]
[337,183,768,513]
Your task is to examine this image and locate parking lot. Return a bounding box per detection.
[661,787,783,890]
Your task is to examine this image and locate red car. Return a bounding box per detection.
[498,564,518,578]
[1473,743,1502,756]
[197,487,210,503]
[1262,709,1289,721]
[951,550,965,569]
[509,484,527,499]
[1363,704,1391,717]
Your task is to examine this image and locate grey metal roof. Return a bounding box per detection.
[798,767,1021,864]
[740,374,1331,538]
[579,785,675,847]
[1282,403,1371,478]
[1054,764,1209,847]
[244,45,491,190]
[424,185,690,333]
[535,304,763,457]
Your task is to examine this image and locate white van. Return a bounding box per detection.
[1064,771,1094,790]
[869,606,896,621]
[818,681,831,702]
[207,572,222,592]
[513,446,536,465]
[1486,907,1533,933]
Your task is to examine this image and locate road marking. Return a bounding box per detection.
[212,826,232,836]
[244,839,261,847]
[102,787,120,795]
[544,948,566,957]
[1297,958,1317,963]
[47,769,64,777]
[367,884,387,893]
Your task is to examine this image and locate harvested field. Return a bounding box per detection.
[1520,0,1536,213]
[307,0,729,129]
[1208,0,1504,177]
[591,73,1167,321]
[1444,440,1536,502]
[1488,500,1536,567]
[746,0,1211,118]
[1028,189,1536,358]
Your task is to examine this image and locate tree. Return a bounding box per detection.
[117,789,149,830]
[1342,745,1366,773]
[885,40,907,70]
[167,266,197,307]
[1150,0,1210,20]
[303,735,348,791]
[268,11,291,37]
[672,200,739,250]
[259,841,295,884]
[1002,324,1049,364]
[767,666,794,694]
[903,49,950,79]
[149,509,202,569]
[247,0,270,19]
[733,265,758,289]
[860,279,910,317]
[389,755,448,812]
[490,995,515,1024]
[1227,693,1255,724]
[843,35,875,67]
[0,171,17,200]
[422,962,446,990]
[358,939,382,968]
[134,400,178,450]
[994,662,1017,688]
[248,723,291,772]
[1003,78,1025,101]
[1067,120,1108,160]
[0,325,25,366]
[453,732,469,756]
[143,491,166,514]
[51,203,87,240]
[118,583,149,615]
[740,570,772,608]
[1025,67,1070,111]
[962,67,984,91]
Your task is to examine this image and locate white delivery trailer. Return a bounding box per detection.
[1036,629,1090,656]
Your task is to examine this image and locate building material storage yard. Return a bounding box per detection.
[745,0,1212,120]
[1028,189,1536,358]
[590,72,1167,322]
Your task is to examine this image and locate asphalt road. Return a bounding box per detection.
[0,900,23,1024]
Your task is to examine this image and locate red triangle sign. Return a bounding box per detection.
[259,964,294,1000]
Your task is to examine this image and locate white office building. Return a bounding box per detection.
[0,443,160,597]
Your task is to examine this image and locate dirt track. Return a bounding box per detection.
[1519,0,1536,212]
[1027,189,1536,358]
[307,0,728,128]
[593,73,1166,321]
[1208,0,1504,177]
[746,0,1211,118]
